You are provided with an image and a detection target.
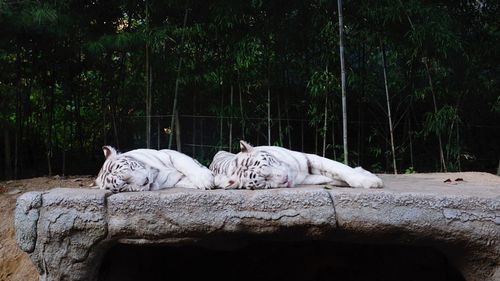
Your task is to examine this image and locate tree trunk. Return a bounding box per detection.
[192,94,196,155]
[314,125,318,155]
[158,120,161,150]
[267,84,271,145]
[113,52,126,149]
[168,8,189,150]
[229,84,233,152]
[76,89,83,152]
[278,93,283,147]
[284,70,292,149]
[398,0,415,30]
[145,2,151,149]
[4,129,12,179]
[22,81,31,176]
[61,78,69,177]
[446,97,462,171]
[358,43,366,166]
[46,85,54,177]
[145,47,153,148]
[322,94,328,157]
[168,61,181,149]
[14,92,20,180]
[219,84,224,149]
[301,120,304,152]
[337,0,348,165]
[446,119,456,166]
[285,96,292,149]
[101,61,108,146]
[62,132,66,178]
[423,58,447,172]
[175,110,181,152]
[200,118,204,160]
[408,118,414,169]
[381,43,398,174]
[239,83,245,140]
[456,123,461,171]
[14,51,22,179]
[14,113,20,179]
[331,118,337,160]
[330,96,337,160]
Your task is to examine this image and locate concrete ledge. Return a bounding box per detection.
[15,172,500,281]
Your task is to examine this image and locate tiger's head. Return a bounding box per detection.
[95,146,158,193]
[217,141,293,189]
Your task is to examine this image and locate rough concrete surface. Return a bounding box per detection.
[14,172,500,281]
[1,176,95,281]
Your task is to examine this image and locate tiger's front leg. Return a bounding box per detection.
[305,154,383,188]
[173,177,211,190]
[160,150,215,190]
[301,174,348,186]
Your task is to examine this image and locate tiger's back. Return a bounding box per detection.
[209,140,383,189]
[96,146,214,193]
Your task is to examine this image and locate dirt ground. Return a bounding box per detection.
[0,176,95,281]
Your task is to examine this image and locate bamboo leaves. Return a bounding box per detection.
[0,0,499,178]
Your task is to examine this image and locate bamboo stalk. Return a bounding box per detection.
[267,84,271,145]
[337,0,348,164]
[168,8,189,150]
[229,84,233,152]
[381,43,398,174]
[322,94,328,157]
[145,0,151,148]
[423,58,447,172]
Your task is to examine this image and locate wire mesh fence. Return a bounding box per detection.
[114,113,500,173]
[120,114,332,165]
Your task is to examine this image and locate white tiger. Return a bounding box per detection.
[95,146,214,193]
[209,140,383,189]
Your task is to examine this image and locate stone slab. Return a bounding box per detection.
[14,172,500,281]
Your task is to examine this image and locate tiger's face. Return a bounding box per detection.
[216,141,293,189]
[95,146,158,193]
[237,152,292,189]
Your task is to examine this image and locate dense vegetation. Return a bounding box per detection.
[1,0,499,179]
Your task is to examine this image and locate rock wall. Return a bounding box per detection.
[15,173,500,281]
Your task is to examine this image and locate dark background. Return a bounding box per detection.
[99,240,465,281]
[1,0,499,179]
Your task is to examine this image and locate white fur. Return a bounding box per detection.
[210,140,383,189]
[96,146,214,193]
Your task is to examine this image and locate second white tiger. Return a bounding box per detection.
[210,140,383,189]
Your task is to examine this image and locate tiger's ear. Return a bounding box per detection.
[239,140,253,153]
[102,146,117,159]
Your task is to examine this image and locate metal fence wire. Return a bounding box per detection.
[114,114,498,172]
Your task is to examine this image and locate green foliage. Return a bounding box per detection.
[492,96,500,113]
[26,3,57,25]
[404,167,416,174]
[234,37,264,71]
[0,0,499,178]
[307,70,338,98]
[422,105,459,138]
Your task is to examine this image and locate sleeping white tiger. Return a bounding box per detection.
[209,140,383,189]
[95,146,214,193]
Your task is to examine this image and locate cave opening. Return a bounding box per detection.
[98,239,465,281]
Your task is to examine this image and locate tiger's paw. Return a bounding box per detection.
[346,168,383,189]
